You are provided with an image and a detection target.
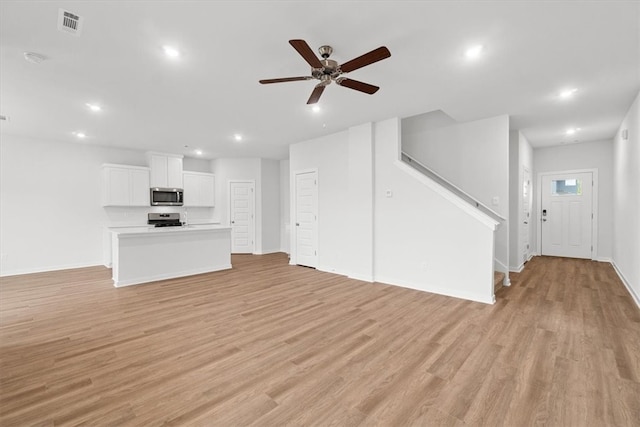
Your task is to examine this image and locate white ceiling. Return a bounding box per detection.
[1,1,638,160]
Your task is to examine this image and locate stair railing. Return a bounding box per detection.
[401,152,506,223]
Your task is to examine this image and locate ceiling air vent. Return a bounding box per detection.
[57,8,83,36]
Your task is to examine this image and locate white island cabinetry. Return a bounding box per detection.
[183,171,215,207]
[111,225,232,287]
[102,164,150,206]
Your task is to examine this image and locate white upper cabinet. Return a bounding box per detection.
[183,171,215,207]
[102,164,150,206]
[167,156,183,188]
[129,168,150,206]
[147,152,183,188]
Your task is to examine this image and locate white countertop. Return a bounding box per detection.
[110,224,231,236]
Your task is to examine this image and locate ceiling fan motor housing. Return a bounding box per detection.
[312,58,340,80]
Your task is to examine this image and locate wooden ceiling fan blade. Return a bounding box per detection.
[336,78,379,95]
[289,39,323,69]
[259,77,311,84]
[307,85,326,104]
[339,46,391,73]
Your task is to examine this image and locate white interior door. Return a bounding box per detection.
[521,167,532,264]
[541,172,593,259]
[295,171,317,268]
[229,181,255,254]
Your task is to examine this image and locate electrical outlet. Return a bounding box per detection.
[420,262,427,271]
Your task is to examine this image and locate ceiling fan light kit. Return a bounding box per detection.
[259,39,391,104]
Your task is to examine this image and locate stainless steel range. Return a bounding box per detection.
[148,213,182,228]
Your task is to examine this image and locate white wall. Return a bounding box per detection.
[0,135,147,275]
[289,118,498,303]
[348,123,374,281]
[509,130,534,271]
[210,157,281,255]
[289,131,350,274]
[261,159,281,254]
[183,157,213,173]
[211,158,260,225]
[612,91,640,306]
[533,139,614,261]
[401,114,510,273]
[279,159,290,254]
[0,134,299,276]
[374,118,497,303]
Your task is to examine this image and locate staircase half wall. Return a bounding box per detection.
[289,117,501,304]
[374,118,499,304]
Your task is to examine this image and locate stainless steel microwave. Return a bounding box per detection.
[150,187,184,206]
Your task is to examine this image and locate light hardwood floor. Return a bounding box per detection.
[1,254,639,426]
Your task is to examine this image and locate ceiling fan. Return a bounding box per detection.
[259,39,391,105]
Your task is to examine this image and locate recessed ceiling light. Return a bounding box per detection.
[86,103,101,112]
[565,127,581,135]
[74,131,86,139]
[195,149,203,156]
[162,45,180,59]
[559,88,578,99]
[234,134,243,142]
[464,45,484,60]
[311,105,321,113]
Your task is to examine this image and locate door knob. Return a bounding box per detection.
[524,221,528,224]
[296,223,300,226]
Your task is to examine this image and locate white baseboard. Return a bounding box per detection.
[348,273,374,283]
[509,263,524,273]
[611,261,640,309]
[317,265,347,277]
[509,254,536,274]
[375,274,494,305]
[253,248,282,255]
[0,261,104,278]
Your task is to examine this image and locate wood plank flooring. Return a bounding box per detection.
[1,254,639,426]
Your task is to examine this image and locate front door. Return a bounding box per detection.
[541,172,593,259]
[295,171,318,268]
[229,181,255,254]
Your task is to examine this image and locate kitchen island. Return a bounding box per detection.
[110,225,232,287]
